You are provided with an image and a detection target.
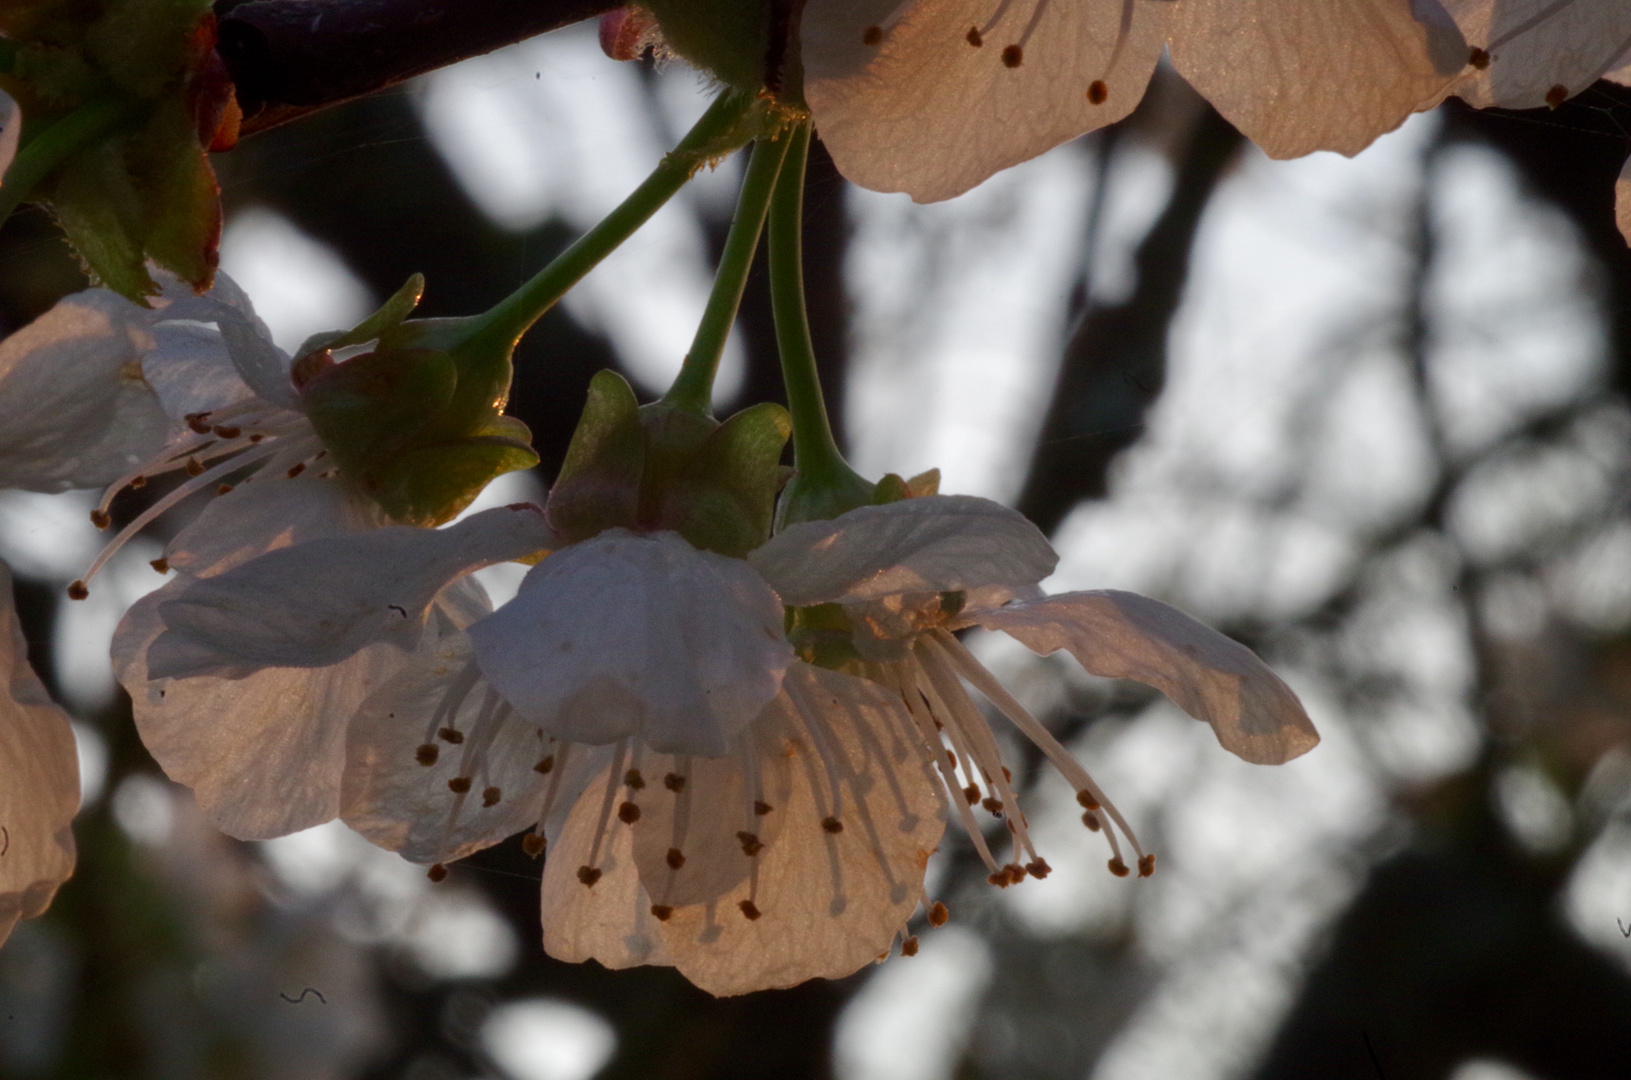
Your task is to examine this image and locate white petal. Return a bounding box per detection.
[0,289,173,492]
[0,89,20,179]
[974,590,1319,765]
[141,322,259,420]
[540,787,676,973]
[342,632,604,863]
[0,563,79,945]
[655,664,944,996]
[162,273,297,408]
[470,530,792,757]
[1617,153,1631,248]
[802,0,1170,202]
[164,469,387,579]
[114,578,474,840]
[1172,0,1464,158]
[148,504,551,678]
[627,728,795,910]
[749,495,1057,607]
[1440,0,1631,109]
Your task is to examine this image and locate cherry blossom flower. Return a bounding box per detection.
[1436,0,1631,110]
[1,562,79,945]
[798,0,1472,201]
[138,490,1314,993]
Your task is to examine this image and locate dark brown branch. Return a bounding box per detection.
[215,0,621,136]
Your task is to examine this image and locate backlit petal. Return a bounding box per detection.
[802,0,1170,202]
[470,530,791,757]
[1170,0,1465,159]
[147,504,549,678]
[974,589,1319,765]
[1440,0,1631,109]
[0,289,173,492]
[1617,153,1631,247]
[0,563,79,945]
[749,495,1057,607]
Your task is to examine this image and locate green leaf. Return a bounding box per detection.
[50,135,154,300]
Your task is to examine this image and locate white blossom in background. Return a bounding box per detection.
[0,562,79,946]
[800,0,1468,202]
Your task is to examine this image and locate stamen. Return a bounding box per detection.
[901,936,919,956]
[625,768,646,790]
[928,901,949,927]
[482,786,502,807]
[577,866,603,887]
[522,832,546,857]
[667,848,686,870]
[1087,80,1108,105]
[1001,45,1023,68]
[618,801,641,823]
[534,755,555,774]
[737,831,764,856]
[438,726,465,744]
[664,772,686,792]
[821,816,844,834]
[447,777,471,794]
[754,801,773,815]
[415,744,439,766]
[149,558,169,574]
[738,900,762,920]
[966,26,983,47]
[650,904,674,921]
[427,863,448,882]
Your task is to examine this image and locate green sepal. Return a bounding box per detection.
[301,345,540,527]
[545,369,646,544]
[296,273,425,358]
[358,434,540,530]
[659,401,791,557]
[774,465,876,533]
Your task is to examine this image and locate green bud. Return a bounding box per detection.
[299,279,541,527]
[642,0,779,93]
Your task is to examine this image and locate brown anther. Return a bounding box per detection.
[821,816,844,834]
[438,726,465,744]
[427,863,448,883]
[212,425,241,439]
[286,462,306,478]
[1087,79,1108,105]
[1138,854,1157,878]
[1468,46,1490,69]
[862,24,882,45]
[186,413,212,434]
[928,901,949,927]
[738,899,762,920]
[249,434,264,443]
[966,26,983,47]
[901,936,920,956]
[617,801,641,824]
[737,831,764,857]
[963,784,980,804]
[650,904,673,921]
[987,871,1010,887]
[89,509,111,529]
[665,847,688,870]
[754,800,773,815]
[1545,84,1568,108]
[216,484,234,495]
[130,475,147,489]
[149,557,170,574]
[482,786,502,807]
[1025,858,1052,879]
[186,458,204,477]
[577,865,602,887]
[663,772,686,792]
[1076,790,1100,811]
[1002,767,1012,781]
[67,581,89,601]
[982,797,1004,815]
[1005,863,1027,884]
[415,743,440,766]
[534,755,555,774]
[447,777,472,794]
[1001,44,1023,68]
[522,833,546,857]
[1108,858,1131,878]
[624,768,645,790]
[947,751,958,768]
[1082,811,1101,832]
